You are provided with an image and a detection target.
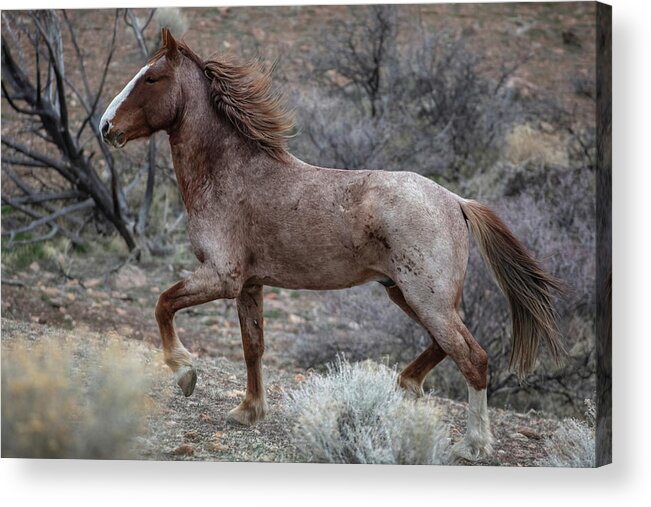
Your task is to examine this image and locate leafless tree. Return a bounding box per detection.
[315,5,398,118]
[1,9,163,254]
[293,5,521,178]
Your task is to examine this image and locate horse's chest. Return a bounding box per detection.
[186,216,235,264]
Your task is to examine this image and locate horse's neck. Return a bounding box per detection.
[168,98,258,212]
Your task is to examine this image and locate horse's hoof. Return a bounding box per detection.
[226,401,267,426]
[398,376,425,399]
[451,438,494,463]
[176,366,197,397]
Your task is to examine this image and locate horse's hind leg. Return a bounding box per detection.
[401,292,493,460]
[227,284,268,425]
[385,286,446,397]
[399,345,447,397]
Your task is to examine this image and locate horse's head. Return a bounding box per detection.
[100,28,185,148]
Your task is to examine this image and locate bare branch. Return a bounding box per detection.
[141,9,157,31]
[1,138,75,181]
[1,195,86,248]
[10,224,59,245]
[125,9,150,57]
[1,157,49,169]
[62,10,92,106]
[1,196,93,237]
[7,191,82,206]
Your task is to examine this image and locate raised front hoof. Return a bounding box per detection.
[226,401,268,426]
[398,376,425,399]
[175,366,197,397]
[450,437,495,464]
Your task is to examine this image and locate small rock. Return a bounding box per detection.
[41,287,60,298]
[109,265,147,290]
[294,373,306,383]
[84,277,102,288]
[540,121,554,133]
[29,261,40,272]
[52,300,65,310]
[184,430,199,441]
[288,314,305,324]
[208,442,229,453]
[172,444,194,456]
[199,413,213,423]
[119,325,134,336]
[517,427,542,440]
[88,289,109,300]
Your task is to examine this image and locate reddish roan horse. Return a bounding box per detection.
[100,29,564,461]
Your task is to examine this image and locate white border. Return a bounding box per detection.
[2,1,650,506]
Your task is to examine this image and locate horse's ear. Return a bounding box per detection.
[161,27,180,65]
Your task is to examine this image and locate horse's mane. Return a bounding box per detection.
[150,41,294,162]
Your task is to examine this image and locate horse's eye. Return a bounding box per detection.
[145,76,157,84]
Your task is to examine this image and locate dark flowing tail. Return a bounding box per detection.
[460,199,566,377]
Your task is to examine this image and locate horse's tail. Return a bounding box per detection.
[459,199,566,377]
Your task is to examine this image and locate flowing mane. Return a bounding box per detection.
[150,40,294,162]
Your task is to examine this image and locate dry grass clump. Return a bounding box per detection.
[154,8,189,38]
[539,399,596,467]
[284,357,450,464]
[1,327,155,459]
[504,123,568,167]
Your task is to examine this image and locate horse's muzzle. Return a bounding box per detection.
[100,122,126,148]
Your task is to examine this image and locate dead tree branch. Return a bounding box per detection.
[1,10,138,251]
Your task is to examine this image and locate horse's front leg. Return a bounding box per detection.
[227,284,267,425]
[156,264,240,397]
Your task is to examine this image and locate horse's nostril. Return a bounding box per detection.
[101,122,109,138]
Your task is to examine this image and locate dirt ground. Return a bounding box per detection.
[1,256,561,466]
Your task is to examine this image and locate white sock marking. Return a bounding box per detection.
[451,385,493,461]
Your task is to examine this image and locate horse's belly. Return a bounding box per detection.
[248,247,387,290]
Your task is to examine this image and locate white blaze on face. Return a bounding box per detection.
[99,64,151,134]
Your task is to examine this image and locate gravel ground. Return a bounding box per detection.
[2,316,562,466]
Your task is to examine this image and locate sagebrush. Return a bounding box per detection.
[284,357,450,464]
[539,399,596,467]
[1,326,154,459]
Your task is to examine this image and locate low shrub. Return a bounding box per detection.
[539,399,596,467]
[284,357,450,464]
[1,329,154,459]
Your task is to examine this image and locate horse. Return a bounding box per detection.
[100,29,565,461]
